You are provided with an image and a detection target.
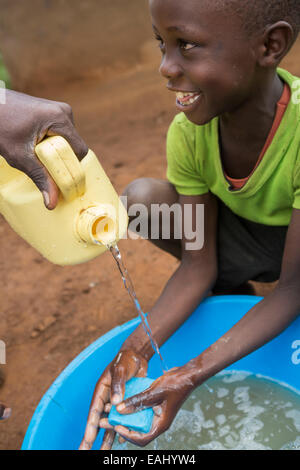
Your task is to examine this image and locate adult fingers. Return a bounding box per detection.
[26,161,60,210]
[57,102,75,125]
[100,429,116,450]
[10,144,60,210]
[47,122,88,161]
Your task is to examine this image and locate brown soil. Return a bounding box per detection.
[0,39,299,450]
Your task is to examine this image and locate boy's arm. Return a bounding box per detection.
[185,207,300,384]
[121,192,218,360]
[80,192,218,450]
[115,209,300,447]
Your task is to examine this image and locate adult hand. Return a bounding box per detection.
[0,89,88,209]
[112,366,196,447]
[79,349,148,450]
[0,402,11,421]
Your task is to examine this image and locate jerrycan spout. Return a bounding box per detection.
[76,204,117,246]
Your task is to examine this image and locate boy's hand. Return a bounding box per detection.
[79,350,148,450]
[0,402,11,421]
[112,365,196,447]
[0,89,88,209]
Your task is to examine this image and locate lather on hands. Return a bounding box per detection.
[79,349,148,450]
[80,351,197,449]
[110,365,196,447]
[0,89,88,209]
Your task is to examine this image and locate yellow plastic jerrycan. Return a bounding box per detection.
[0,136,128,265]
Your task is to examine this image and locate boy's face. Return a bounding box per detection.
[149,0,260,125]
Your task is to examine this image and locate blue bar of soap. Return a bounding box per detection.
[108,377,154,433]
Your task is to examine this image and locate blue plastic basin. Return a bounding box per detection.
[22,296,300,450]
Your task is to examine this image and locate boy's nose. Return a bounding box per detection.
[159,54,182,80]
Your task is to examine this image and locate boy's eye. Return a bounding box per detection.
[179,40,197,51]
[154,35,165,51]
[153,35,198,53]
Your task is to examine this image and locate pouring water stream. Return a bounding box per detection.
[108,243,213,393]
[109,244,168,374]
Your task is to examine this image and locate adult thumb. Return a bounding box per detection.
[25,158,60,210]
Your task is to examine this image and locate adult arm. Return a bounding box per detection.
[0,89,88,209]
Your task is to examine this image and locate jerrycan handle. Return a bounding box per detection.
[35,136,86,202]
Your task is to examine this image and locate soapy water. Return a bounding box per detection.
[109,244,168,374]
[113,371,300,450]
[108,242,300,449]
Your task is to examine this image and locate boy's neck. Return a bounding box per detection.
[220,71,284,144]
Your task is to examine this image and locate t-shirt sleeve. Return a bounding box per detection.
[166,114,209,196]
[293,158,300,209]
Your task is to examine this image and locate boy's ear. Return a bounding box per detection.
[258,21,294,67]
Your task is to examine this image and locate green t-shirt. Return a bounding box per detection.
[166,68,300,226]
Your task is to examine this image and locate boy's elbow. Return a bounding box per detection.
[277,280,300,310]
[185,255,218,289]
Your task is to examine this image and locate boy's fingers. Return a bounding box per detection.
[114,425,157,447]
[104,403,111,413]
[100,429,116,450]
[111,366,127,405]
[153,405,163,417]
[136,358,148,377]
[99,418,114,430]
[79,408,101,450]
[115,413,167,447]
[116,388,161,414]
[79,378,111,450]
[110,351,141,405]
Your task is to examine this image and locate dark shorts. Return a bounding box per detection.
[214,201,288,291]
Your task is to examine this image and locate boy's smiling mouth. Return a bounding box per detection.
[175,91,202,109]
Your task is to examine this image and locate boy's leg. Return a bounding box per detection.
[122,178,181,259]
[123,181,286,295]
[213,200,288,294]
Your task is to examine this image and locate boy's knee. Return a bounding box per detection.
[122,178,157,209]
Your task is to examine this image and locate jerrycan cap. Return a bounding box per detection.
[76,204,117,246]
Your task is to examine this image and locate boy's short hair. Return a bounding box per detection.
[219,0,299,38]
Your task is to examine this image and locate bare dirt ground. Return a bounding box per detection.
[0,39,299,450]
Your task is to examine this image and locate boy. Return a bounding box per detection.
[80,0,300,449]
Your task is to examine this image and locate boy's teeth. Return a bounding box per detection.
[176,92,200,106]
